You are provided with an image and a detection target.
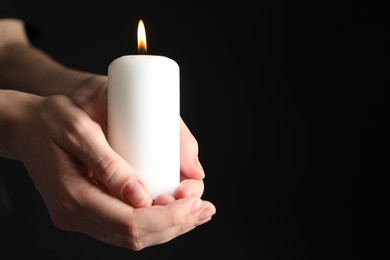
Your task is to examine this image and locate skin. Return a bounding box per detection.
[0,19,216,250]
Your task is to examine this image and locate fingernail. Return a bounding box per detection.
[194,157,205,178]
[197,206,215,225]
[123,181,148,207]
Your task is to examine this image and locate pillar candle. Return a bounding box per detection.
[107,20,180,199]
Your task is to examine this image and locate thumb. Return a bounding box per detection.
[87,147,153,208]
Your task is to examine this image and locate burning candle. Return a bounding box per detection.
[108,19,180,199]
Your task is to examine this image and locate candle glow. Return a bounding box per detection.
[137,19,147,54]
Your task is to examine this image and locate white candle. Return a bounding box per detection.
[107,20,180,199]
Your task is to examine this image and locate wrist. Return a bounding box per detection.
[0,89,42,159]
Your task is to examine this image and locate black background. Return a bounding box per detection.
[0,0,386,259]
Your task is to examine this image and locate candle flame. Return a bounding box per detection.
[137,19,147,54]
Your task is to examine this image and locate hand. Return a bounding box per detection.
[152,119,207,205]
[9,76,216,250]
[70,75,208,204]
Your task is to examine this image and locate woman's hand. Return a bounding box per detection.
[2,76,215,250]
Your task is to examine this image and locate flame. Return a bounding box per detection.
[137,19,147,54]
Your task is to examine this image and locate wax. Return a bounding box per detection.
[108,55,180,199]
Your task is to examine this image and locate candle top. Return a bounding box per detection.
[109,55,179,70]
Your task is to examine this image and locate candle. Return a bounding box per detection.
[108,19,180,199]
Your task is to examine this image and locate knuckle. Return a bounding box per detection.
[95,156,121,183]
[124,224,145,251]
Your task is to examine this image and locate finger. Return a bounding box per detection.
[131,197,216,250]
[70,77,108,133]
[154,178,205,204]
[153,194,175,206]
[180,118,205,181]
[64,185,215,251]
[173,179,204,199]
[42,95,152,207]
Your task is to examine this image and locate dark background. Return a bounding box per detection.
[0,0,386,259]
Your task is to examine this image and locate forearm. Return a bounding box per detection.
[0,18,97,97]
